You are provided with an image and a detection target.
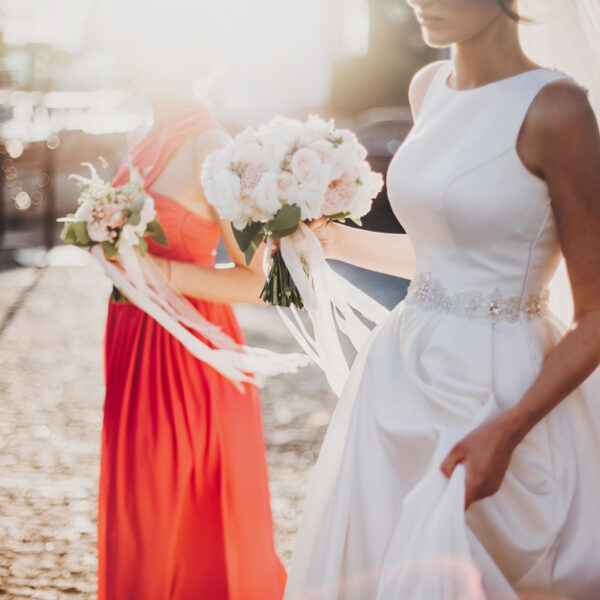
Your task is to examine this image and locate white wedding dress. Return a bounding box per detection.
[285,61,600,600]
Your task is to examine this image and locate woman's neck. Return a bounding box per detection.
[451,14,537,90]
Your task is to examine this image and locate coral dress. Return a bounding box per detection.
[98,105,286,600]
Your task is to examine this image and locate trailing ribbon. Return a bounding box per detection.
[273,222,390,396]
[92,245,309,389]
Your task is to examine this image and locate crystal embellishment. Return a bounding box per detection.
[405,273,549,323]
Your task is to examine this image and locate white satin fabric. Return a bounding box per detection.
[285,62,600,599]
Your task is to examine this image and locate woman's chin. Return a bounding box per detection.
[421,30,455,49]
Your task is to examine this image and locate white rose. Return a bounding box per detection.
[87,220,111,243]
[139,195,157,227]
[235,141,266,165]
[253,172,282,216]
[209,170,243,221]
[120,223,141,247]
[288,163,332,220]
[306,114,335,137]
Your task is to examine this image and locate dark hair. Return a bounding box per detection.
[497,0,522,22]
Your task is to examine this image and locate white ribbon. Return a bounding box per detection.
[92,245,309,389]
[274,223,390,396]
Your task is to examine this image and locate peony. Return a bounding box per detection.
[323,172,359,216]
[253,172,282,216]
[276,172,297,196]
[309,139,336,163]
[241,163,269,193]
[235,141,266,165]
[290,148,322,181]
[288,163,332,220]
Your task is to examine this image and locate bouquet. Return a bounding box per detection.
[201,115,388,395]
[58,158,307,386]
[201,115,384,308]
[59,159,168,262]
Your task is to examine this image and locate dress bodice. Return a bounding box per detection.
[112,103,226,268]
[145,192,220,267]
[387,61,572,305]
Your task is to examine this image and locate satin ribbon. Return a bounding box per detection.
[271,223,390,396]
[92,245,309,389]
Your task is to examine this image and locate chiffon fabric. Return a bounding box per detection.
[98,103,286,600]
[285,63,600,600]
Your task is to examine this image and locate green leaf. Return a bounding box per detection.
[326,211,351,223]
[129,194,146,213]
[232,221,263,252]
[102,241,117,259]
[243,232,264,266]
[128,211,141,226]
[137,236,148,256]
[271,204,301,232]
[350,217,363,227]
[73,221,90,245]
[60,222,76,243]
[146,219,169,247]
[269,224,299,240]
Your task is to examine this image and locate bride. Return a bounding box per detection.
[284,0,600,598]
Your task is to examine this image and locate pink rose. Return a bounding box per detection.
[291,148,321,181]
[309,139,335,163]
[323,172,357,215]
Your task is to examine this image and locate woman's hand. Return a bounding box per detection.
[145,253,171,280]
[440,413,523,510]
[308,217,340,259]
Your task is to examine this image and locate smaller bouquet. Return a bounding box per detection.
[59,158,168,261]
[201,115,384,308]
[59,157,307,386]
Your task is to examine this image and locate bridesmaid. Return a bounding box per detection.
[97,99,286,599]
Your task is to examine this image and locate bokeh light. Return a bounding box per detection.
[14,191,32,211]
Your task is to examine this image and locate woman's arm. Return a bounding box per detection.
[165,220,267,306]
[309,219,415,279]
[441,81,600,509]
[307,62,448,280]
[149,128,268,306]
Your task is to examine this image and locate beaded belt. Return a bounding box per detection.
[404,273,549,323]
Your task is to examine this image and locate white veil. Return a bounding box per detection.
[518,0,600,326]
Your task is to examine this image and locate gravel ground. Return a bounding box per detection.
[0,254,337,598]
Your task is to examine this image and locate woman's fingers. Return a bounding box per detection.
[440,442,464,479]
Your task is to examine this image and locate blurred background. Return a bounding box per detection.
[0,1,443,597]
[0,0,443,268]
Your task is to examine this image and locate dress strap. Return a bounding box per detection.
[112,101,225,187]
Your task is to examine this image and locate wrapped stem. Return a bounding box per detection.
[260,248,304,308]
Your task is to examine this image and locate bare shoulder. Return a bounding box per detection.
[408,60,450,119]
[526,79,598,144]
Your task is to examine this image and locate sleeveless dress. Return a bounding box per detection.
[98,104,286,600]
[284,62,600,599]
